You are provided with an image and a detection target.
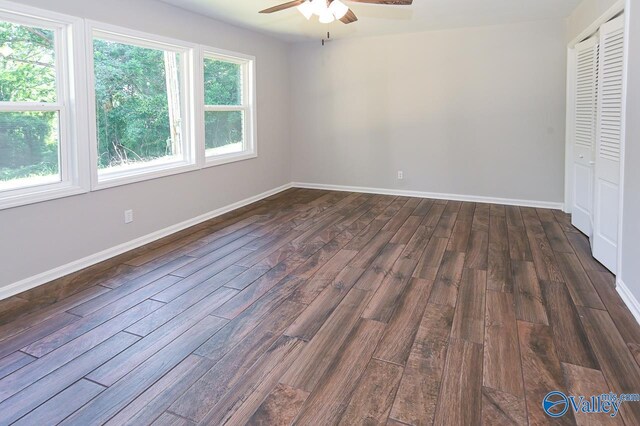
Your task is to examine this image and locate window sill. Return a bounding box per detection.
[0,183,87,211]
[93,161,199,191]
[0,151,259,210]
[204,151,257,168]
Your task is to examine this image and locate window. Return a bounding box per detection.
[0,3,259,209]
[0,6,85,209]
[88,24,195,188]
[203,51,255,165]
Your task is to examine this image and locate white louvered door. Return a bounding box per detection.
[571,35,599,236]
[593,14,625,273]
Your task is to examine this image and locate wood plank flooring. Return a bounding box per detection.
[1,188,640,425]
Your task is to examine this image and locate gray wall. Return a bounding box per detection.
[0,0,292,287]
[290,19,568,204]
[621,0,639,302]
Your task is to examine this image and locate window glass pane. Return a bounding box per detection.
[204,58,241,106]
[205,110,244,156]
[93,38,184,172]
[0,111,60,189]
[0,20,56,103]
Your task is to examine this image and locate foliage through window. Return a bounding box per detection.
[92,32,189,179]
[204,54,253,159]
[0,18,61,190]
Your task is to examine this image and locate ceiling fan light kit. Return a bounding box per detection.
[328,0,349,19]
[297,1,314,19]
[260,0,413,28]
[295,0,349,23]
[319,8,336,23]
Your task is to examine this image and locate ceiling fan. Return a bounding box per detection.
[259,0,413,25]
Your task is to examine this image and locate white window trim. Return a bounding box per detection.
[85,20,198,191]
[0,1,259,209]
[200,47,257,168]
[0,1,89,210]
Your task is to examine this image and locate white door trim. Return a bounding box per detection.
[564,46,575,214]
[568,0,625,48]
[617,0,631,281]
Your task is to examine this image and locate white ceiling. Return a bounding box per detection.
[160,0,581,42]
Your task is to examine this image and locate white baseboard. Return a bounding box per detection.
[292,182,565,210]
[0,181,567,301]
[616,278,640,326]
[7,178,636,329]
[0,183,293,301]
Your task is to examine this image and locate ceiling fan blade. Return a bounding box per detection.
[340,9,358,24]
[348,0,412,4]
[259,0,305,14]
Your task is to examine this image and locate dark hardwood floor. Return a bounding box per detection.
[1,188,640,425]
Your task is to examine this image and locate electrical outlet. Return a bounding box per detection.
[397,171,404,180]
[124,209,134,224]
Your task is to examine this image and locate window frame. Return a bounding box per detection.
[200,48,257,168]
[0,1,260,210]
[0,2,89,210]
[85,21,198,190]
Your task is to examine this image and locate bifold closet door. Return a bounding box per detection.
[571,36,599,237]
[593,14,625,273]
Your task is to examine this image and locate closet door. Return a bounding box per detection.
[571,36,599,236]
[593,14,625,273]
